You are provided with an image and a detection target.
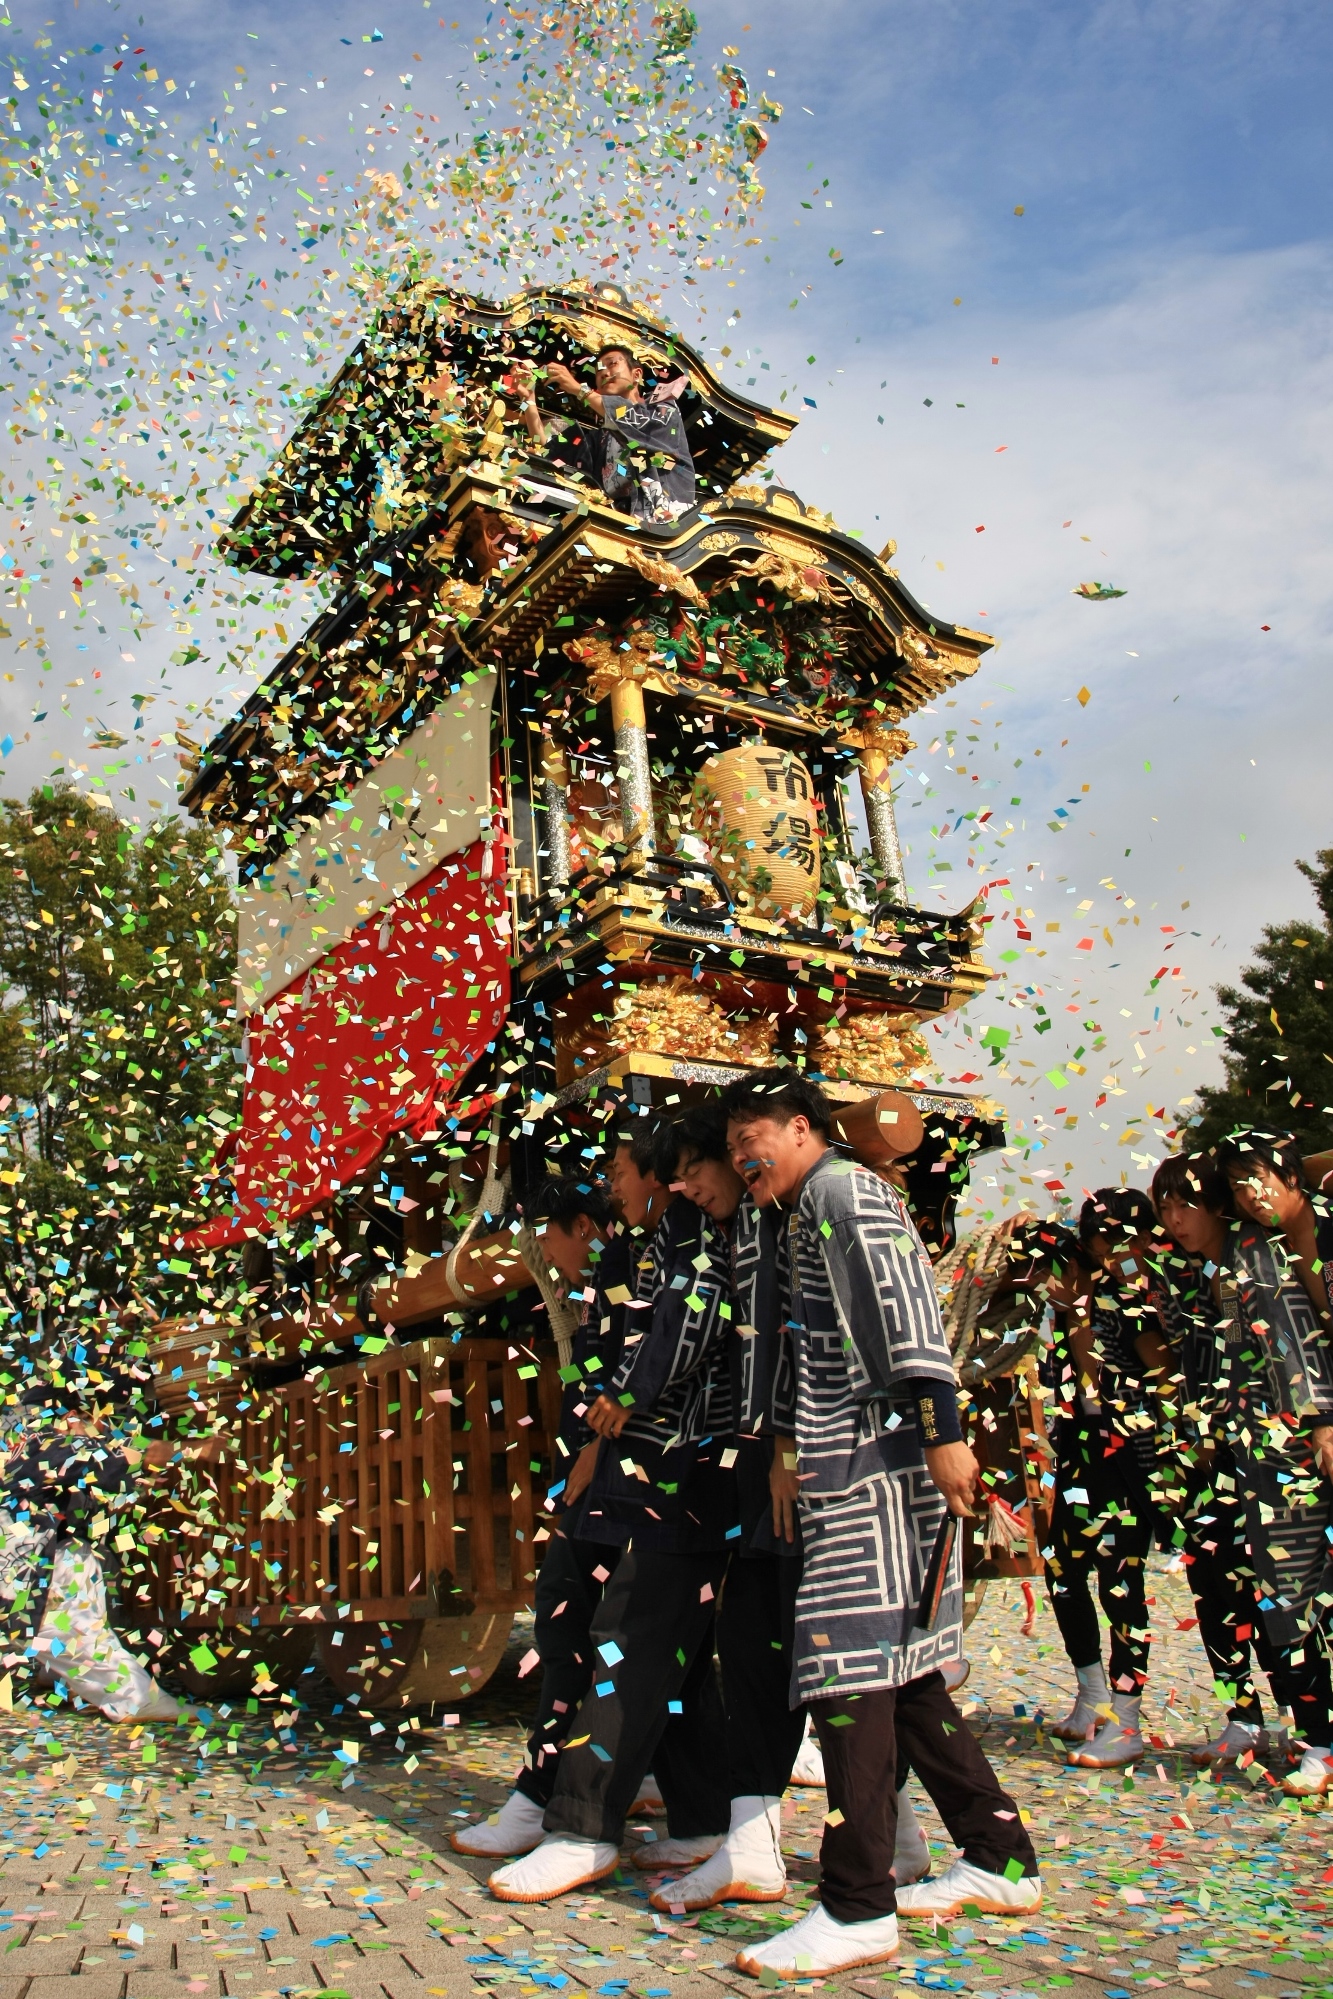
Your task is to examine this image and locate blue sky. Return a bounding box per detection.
[7,0,1333,1216]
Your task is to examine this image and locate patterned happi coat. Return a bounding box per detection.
[1184,1221,1333,1651]
[779,1149,963,1703]
[581,1197,737,1552]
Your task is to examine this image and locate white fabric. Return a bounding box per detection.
[32,1541,158,1720]
[488,1834,619,1901]
[1284,1747,1333,1795]
[449,1788,546,1857]
[649,1796,784,1912]
[790,1714,826,1785]
[735,1903,899,1977]
[236,671,496,1013]
[896,1858,1042,1917]
[893,1783,931,1884]
[1065,1698,1144,1770]
[1192,1717,1265,1767]
[1048,1663,1110,1742]
[632,1831,723,1868]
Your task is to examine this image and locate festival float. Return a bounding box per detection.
[143,279,1026,1708]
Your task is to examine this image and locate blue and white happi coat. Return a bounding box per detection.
[780,1149,963,1702]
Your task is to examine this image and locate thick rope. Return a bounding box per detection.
[934,1217,1020,1367]
[515,1222,580,1370]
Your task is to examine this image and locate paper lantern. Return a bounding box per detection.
[690,743,820,918]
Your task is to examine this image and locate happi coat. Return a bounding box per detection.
[549,394,696,524]
[778,1149,963,1702]
[581,1197,737,1553]
[728,1195,801,1561]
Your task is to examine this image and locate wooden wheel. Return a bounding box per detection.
[316,1611,513,1710]
[161,1627,315,1699]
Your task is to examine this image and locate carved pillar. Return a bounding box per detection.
[859,734,905,899]
[538,738,572,894]
[610,676,654,860]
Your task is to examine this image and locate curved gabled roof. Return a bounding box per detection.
[182,460,992,861]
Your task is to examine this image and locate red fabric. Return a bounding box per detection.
[184,839,510,1248]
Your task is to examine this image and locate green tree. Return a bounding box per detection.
[0,784,241,1331]
[1192,847,1333,1155]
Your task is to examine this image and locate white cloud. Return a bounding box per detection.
[770,236,1333,1203]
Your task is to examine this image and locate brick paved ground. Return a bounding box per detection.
[2,1561,1333,1999]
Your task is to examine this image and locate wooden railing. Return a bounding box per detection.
[141,1335,564,1632]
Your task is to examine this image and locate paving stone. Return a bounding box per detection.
[26,1980,129,1999]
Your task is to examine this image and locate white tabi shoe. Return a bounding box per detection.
[789,1715,826,1786]
[895,1859,1042,1918]
[1046,1662,1111,1742]
[649,1795,785,1912]
[108,1692,198,1723]
[1065,1692,1145,1770]
[633,1831,724,1869]
[735,1903,899,1981]
[488,1834,619,1902]
[632,1771,666,1814]
[1283,1746,1333,1797]
[451,1789,547,1858]
[893,1784,932,1885]
[1189,1717,1268,1768]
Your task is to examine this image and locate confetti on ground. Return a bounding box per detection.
[0,1574,1328,1998]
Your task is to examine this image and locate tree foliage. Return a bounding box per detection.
[0,785,241,1332]
[1192,848,1333,1155]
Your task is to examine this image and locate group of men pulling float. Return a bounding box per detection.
[437,1095,1333,1977]
[451,1070,1041,1979]
[7,1097,1333,1980]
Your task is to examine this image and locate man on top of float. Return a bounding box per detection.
[515,345,696,525]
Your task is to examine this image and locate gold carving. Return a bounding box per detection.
[850,719,915,762]
[573,532,707,607]
[699,531,742,552]
[811,1011,931,1085]
[435,575,485,618]
[746,541,836,604]
[756,529,820,563]
[622,545,707,606]
[555,977,778,1084]
[563,628,686,704]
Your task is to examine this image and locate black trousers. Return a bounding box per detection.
[516,1530,621,1808]
[813,1672,1038,1923]
[1044,1417,1158,1688]
[543,1545,731,1845]
[716,1551,808,1798]
[1185,1457,1333,1739]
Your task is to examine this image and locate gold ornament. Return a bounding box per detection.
[554,977,777,1083]
[622,545,708,605]
[811,1011,931,1084]
[690,743,819,918]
